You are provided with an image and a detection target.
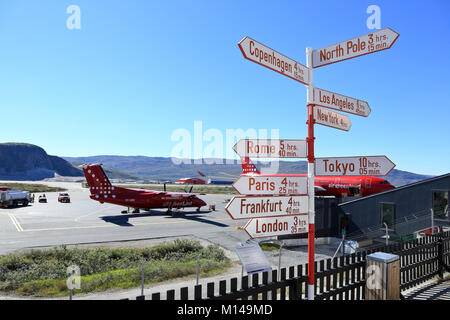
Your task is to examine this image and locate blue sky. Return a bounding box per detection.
[0,0,449,175]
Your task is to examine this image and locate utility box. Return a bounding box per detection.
[365,252,400,300]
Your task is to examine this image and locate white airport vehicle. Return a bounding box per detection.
[0,189,31,208]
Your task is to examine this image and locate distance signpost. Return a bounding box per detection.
[235,28,398,300]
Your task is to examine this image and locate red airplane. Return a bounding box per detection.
[240,157,395,197]
[81,164,207,213]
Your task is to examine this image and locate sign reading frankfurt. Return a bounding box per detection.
[233,175,308,196]
[315,156,396,176]
[244,215,309,238]
[233,139,307,158]
[313,106,351,131]
[312,28,399,68]
[225,195,309,220]
[312,87,371,117]
[238,36,311,85]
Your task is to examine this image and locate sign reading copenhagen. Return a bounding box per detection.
[233,175,308,196]
[312,87,371,117]
[238,36,311,86]
[233,139,307,158]
[313,106,351,131]
[244,215,308,238]
[312,28,399,68]
[315,156,396,176]
[225,195,308,220]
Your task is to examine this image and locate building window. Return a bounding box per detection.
[433,190,448,219]
[381,203,395,228]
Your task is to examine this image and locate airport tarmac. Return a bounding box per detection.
[0,181,338,299]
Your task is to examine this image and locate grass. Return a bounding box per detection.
[117,184,238,195]
[0,239,231,297]
[260,243,281,251]
[0,183,67,193]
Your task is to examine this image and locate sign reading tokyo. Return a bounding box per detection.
[244,215,308,238]
[225,195,308,220]
[312,87,370,117]
[233,139,307,158]
[238,37,311,86]
[313,106,351,131]
[233,175,308,196]
[315,156,396,176]
[312,28,399,68]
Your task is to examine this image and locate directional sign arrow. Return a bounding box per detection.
[312,87,371,117]
[225,195,309,220]
[233,175,308,196]
[244,215,309,239]
[312,28,399,68]
[232,139,307,159]
[238,36,311,86]
[313,106,351,131]
[315,156,396,176]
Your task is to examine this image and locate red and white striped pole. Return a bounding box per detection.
[306,47,315,300]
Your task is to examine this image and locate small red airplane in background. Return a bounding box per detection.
[81,164,207,213]
[240,157,395,197]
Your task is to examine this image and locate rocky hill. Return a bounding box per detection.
[0,143,83,180]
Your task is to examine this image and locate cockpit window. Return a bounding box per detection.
[380,181,391,185]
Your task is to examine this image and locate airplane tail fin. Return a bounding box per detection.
[240,157,260,174]
[81,164,112,195]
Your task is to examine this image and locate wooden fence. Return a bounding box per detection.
[130,230,450,300]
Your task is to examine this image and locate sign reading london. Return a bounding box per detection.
[315,156,396,176]
[312,87,371,117]
[244,215,308,238]
[225,195,308,220]
[238,37,311,85]
[233,175,308,196]
[312,28,399,68]
[233,139,307,158]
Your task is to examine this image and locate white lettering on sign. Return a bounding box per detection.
[315,156,396,176]
[312,28,399,68]
[238,37,311,85]
[225,195,308,220]
[313,106,351,131]
[313,87,370,117]
[233,139,307,158]
[233,175,308,196]
[244,215,308,238]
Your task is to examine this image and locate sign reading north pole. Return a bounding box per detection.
[312,28,399,68]
[233,139,307,158]
[312,87,371,117]
[238,37,311,86]
[315,156,396,176]
[233,175,308,196]
[225,195,308,220]
[244,215,308,238]
[313,106,351,131]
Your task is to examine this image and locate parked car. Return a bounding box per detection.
[58,193,71,203]
[38,194,47,203]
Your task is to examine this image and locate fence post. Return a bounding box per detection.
[437,235,444,279]
[365,252,400,300]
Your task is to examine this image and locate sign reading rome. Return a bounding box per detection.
[233,139,307,158]
[225,195,308,220]
[312,28,399,68]
[238,36,311,85]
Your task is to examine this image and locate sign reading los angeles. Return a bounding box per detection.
[313,106,351,131]
[315,156,396,176]
[238,37,311,85]
[244,215,308,238]
[233,175,308,196]
[312,28,399,68]
[312,87,371,117]
[233,139,307,158]
[225,195,308,220]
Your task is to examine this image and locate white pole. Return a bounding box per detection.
[306,46,315,301]
[431,208,434,235]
